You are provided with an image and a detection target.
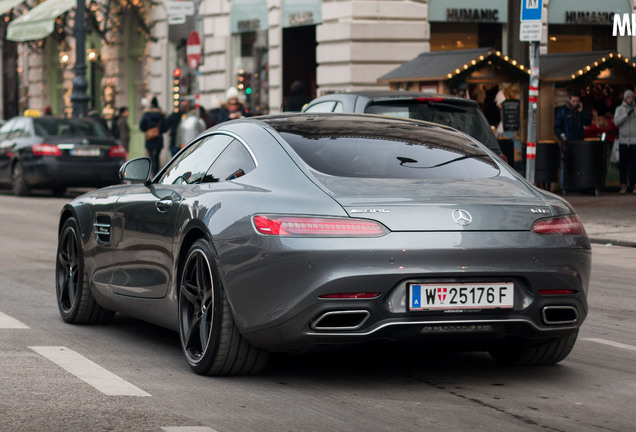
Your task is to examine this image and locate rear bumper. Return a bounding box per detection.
[22,156,124,188]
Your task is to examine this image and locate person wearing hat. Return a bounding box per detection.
[217,87,247,124]
[613,89,636,194]
[139,96,168,176]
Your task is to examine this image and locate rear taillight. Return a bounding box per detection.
[531,215,586,236]
[108,145,127,158]
[253,215,388,237]
[32,143,62,156]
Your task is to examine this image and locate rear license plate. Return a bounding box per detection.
[71,147,100,157]
[409,282,514,311]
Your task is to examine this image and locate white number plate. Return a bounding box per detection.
[71,147,100,157]
[409,282,514,311]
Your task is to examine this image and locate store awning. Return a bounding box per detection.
[7,0,74,42]
[378,48,529,83]
[0,0,25,14]
[282,0,322,28]
[231,0,269,34]
[540,50,636,82]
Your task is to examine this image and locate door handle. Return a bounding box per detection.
[155,198,172,212]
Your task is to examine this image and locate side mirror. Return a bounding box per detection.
[119,157,151,183]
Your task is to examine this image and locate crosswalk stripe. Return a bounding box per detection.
[0,312,29,329]
[29,346,151,396]
[583,338,636,352]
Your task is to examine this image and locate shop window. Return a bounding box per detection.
[548,25,616,53]
[430,23,501,51]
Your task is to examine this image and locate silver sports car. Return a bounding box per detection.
[56,113,591,375]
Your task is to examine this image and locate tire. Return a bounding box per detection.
[11,162,31,196]
[178,239,269,376]
[56,217,114,324]
[489,331,578,366]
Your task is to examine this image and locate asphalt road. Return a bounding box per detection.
[1,190,635,432]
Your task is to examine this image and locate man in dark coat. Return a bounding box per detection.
[554,94,591,142]
[139,97,167,176]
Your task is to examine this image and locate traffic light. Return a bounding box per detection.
[172,68,181,111]
[236,70,252,96]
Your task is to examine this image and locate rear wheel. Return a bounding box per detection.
[178,239,268,375]
[11,162,30,196]
[56,217,114,324]
[489,331,578,366]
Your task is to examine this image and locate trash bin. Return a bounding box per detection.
[561,139,607,196]
[535,140,560,183]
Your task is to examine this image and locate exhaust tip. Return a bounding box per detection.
[311,310,370,331]
[542,306,578,325]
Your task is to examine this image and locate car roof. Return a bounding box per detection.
[311,90,480,107]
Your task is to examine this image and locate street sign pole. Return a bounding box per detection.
[526,42,539,184]
[520,0,543,184]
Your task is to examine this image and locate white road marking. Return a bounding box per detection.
[0,311,29,329]
[162,428,220,432]
[29,346,151,396]
[583,338,636,352]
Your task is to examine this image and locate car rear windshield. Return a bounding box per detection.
[34,118,110,138]
[271,116,499,180]
[364,101,498,150]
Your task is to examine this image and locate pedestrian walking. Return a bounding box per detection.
[139,97,167,176]
[217,87,247,123]
[115,106,131,154]
[165,100,189,157]
[178,102,207,149]
[284,81,311,112]
[613,89,636,194]
[554,93,592,191]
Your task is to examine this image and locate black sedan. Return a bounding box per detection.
[0,116,127,196]
[56,113,590,375]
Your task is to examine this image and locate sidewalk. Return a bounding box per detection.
[563,192,636,248]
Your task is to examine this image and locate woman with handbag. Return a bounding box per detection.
[139,97,167,176]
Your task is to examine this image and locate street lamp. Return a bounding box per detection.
[70,0,89,118]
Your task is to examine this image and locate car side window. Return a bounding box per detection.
[202,140,256,183]
[10,118,29,138]
[304,101,337,113]
[0,119,15,141]
[157,134,234,185]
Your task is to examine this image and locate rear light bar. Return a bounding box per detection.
[414,97,444,102]
[32,143,62,156]
[108,145,128,158]
[531,215,586,236]
[253,215,388,237]
[538,289,577,295]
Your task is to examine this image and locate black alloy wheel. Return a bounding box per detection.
[11,162,30,196]
[56,218,114,324]
[179,239,268,375]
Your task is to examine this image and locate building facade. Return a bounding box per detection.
[4,0,636,157]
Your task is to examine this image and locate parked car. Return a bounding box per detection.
[56,113,590,376]
[303,90,503,156]
[0,116,127,196]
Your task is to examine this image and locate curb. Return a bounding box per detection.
[589,237,636,248]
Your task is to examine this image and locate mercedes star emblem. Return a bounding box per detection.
[452,209,472,226]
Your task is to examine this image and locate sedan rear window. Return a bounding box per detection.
[364,102,498,150]
[34,118,110,137]
[273,116,499,180]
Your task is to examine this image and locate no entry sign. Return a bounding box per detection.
[187,31,201,69]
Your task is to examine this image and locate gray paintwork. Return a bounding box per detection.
[59,113,591,353]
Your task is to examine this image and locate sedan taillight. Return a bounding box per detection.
[253,215,388,237]
[32,143,62,156]
[108,145,128,158]
[531,215,586,236]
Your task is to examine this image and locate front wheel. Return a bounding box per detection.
[178,239,268,375]
[56,217,114,324]
[489,331,578,366]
